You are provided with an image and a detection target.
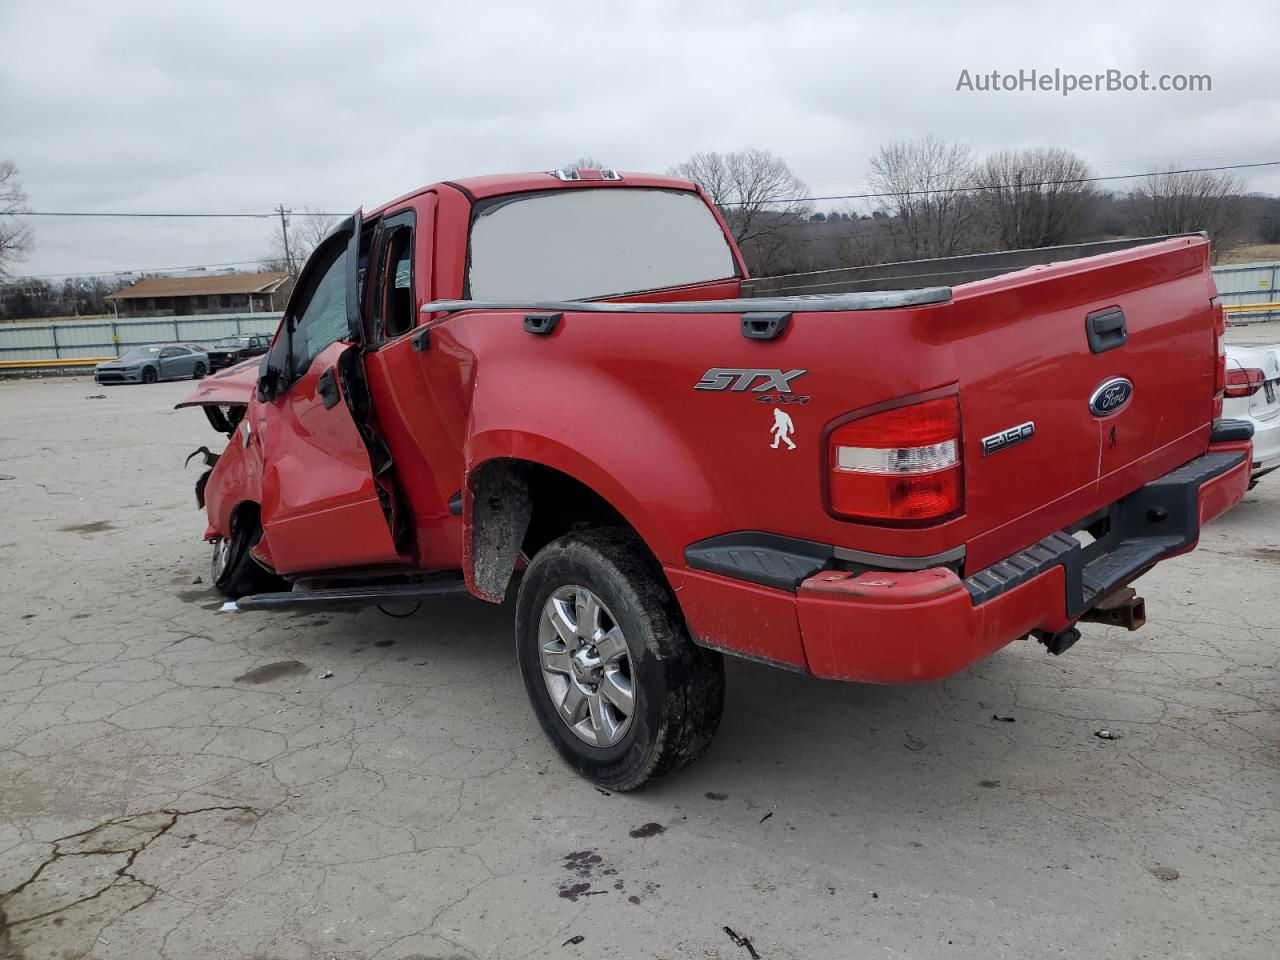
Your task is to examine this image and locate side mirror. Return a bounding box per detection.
[256,365,283,403]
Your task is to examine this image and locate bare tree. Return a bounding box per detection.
[867,136,977,259]
[971,147,1097,249]
[1126,167,1244,258]
[669,148,809,273]
[564,156,609,171]
[0,161,33,279]
[263,206,338,276]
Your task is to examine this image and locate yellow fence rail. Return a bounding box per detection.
[0,357,113,369]
[1224,302,1280,315]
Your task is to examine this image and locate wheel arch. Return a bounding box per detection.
[463,451,671,603]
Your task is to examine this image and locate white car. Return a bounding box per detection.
[1224,343,1280,487]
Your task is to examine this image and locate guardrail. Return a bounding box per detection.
[1223,301,1280,321]
[0,357,114,369]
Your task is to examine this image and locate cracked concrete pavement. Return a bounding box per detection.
[1,374,1277,959]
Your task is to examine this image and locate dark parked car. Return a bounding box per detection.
[205,335,271,371]
[94,344,209,384]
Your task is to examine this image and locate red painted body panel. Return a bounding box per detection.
[203,419,261,544]
[664,566,807,670]
[797,565,1070,684]
[182,171,1248,686]
[174,355,258,408]
[793,443,1249,683]
[257,341,402,573]
[428,235,1217,572]
[1197,442,1251,527]
[952,236,1218,569]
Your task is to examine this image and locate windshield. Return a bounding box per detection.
[118,346,162,362]
[214,337,249,348]
[467,187,739,301]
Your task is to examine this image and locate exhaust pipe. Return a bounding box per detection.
[1081,587,1147,631]
[1034,626,1081,656]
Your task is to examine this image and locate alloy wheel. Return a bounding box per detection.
[537,585,636,747]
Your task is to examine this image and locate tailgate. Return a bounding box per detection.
[950,236,1217,569]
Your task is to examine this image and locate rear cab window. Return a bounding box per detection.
[467,188,739,301]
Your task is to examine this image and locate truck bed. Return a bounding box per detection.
[742,234,1202,297]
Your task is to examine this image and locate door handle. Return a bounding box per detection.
[1085,307,1127,354]
[316,367,341,409]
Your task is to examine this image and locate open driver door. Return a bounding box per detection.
[252,212,413,576]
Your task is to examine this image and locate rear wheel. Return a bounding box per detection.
[211,509,285,598]
[192,362,207,380]
[515,528,725,791]
[141,366,158,384]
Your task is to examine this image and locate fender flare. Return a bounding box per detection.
[462,428,723,600]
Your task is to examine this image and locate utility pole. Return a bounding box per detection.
[276,204,294,277]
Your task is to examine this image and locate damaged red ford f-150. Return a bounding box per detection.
[180,167,1252,790]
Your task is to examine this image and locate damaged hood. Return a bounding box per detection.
[174,356,258,409]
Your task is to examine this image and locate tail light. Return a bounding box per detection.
[1212,297,1226,416]
[1225,366,1266,398]
[828,395,963,522]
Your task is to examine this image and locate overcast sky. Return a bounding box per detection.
[2,0,1277,279]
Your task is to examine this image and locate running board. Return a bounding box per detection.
[228,578,469,613]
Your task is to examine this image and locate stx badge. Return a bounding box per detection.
[695,368,808,393]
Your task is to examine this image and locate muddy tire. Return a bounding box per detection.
[211,510,284,598]
[515,528,725,791]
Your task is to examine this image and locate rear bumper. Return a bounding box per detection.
[1248,414,1280,474]
[678,444,1251,684]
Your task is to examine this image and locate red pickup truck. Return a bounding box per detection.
[181,168,1251,790]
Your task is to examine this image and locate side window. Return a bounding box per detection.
[288,245,349,379]
[160,346,181,358]
[382,228,415,339]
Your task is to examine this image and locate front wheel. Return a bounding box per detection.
[211,510,285,598]
[141,366,158,384]
[515,528,725,791]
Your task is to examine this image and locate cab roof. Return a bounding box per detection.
[370,170,701,216]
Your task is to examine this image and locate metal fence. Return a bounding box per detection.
[1213,262,1280,322]
[0,312,283,364]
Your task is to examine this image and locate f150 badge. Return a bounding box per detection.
[981,421,1035,456]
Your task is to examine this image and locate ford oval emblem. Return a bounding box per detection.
[1089,377,1133,417]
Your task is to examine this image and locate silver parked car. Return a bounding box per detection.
[1224,342,1280,487]
[94,343,210,385]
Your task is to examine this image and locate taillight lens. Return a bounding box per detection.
[1225,366,1266,398]
[1212,297,1226,415]
[829,396,963,522]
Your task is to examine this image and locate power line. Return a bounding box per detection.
[9,210,346,219]
[7,159,1279,219]
[719,159,1280,206]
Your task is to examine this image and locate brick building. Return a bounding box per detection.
[104,272,291,318]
